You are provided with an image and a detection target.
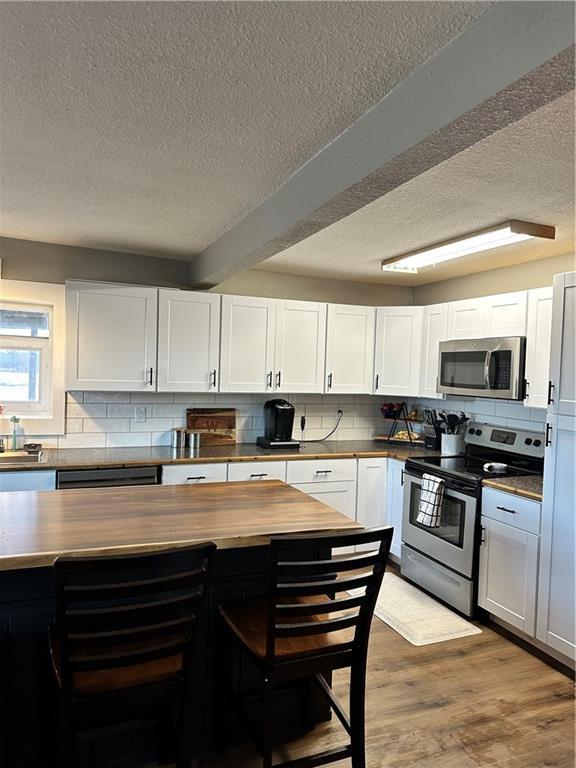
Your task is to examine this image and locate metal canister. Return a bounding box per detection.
[185,431,201,451]
[171,427,187,450]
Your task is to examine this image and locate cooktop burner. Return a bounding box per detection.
[412,453,538,481]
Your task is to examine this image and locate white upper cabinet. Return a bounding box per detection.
[483,291,527,337]
[548,272,576,416]
[219,295,276,393]
[446,292,527,341]
[66,281,158,391]
[374,307,423,396]
[274,300,326,393]
[446,298,485,339]
[419,303,448,399]
[325,304,375,394]
[157,290,221,392]
[524,287,553,408]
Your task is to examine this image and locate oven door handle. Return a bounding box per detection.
[403,470,477,498]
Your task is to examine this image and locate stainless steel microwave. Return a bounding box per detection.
[437,336,526,400]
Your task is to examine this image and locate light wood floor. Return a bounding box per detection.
[208,618,575,768]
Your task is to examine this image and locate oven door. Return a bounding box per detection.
[402,472,477,578]
[437,337,525,399]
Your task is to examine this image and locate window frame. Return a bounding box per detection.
[0,280,65,435]
[0,302,54,414]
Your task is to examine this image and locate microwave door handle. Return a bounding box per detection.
[483,350,493,390]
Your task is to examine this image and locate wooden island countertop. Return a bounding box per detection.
[0,479,360,571]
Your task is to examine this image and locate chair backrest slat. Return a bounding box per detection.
[63,566,206,600]
[276,550,380,577]
[275,594,365,617]
[267,527,392,662]
[275,613,359,638]
[275,571,373,597]
[53,543,216,693]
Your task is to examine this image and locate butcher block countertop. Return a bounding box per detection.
[482,474,544,501]
[0,479,361,571]
[4,440,439,472]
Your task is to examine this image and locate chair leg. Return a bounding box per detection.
[158,707,174,766]
[349,663,367,768]
[58,714,74,768]
[216,621,233,753]
[175,706,192,768]
[262,676,274,768]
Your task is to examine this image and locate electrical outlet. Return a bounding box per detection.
[134,406,146,423]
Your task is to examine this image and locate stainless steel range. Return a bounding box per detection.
[401,422,544,616]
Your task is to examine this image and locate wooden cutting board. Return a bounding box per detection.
[186,408,236,444]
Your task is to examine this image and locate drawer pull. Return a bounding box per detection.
[186,476,207,481]
[250,473,268,479]
[496,505,516,514]
[315,469,332,475]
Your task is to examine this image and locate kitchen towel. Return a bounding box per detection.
[416,473,444,528]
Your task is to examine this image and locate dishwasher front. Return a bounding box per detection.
[56,465,160,489]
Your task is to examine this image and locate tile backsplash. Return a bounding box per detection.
[22,391,547,451]
[53,392,386,449]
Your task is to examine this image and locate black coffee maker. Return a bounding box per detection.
[256,399,300,449]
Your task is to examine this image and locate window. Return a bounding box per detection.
[0,303,54,415]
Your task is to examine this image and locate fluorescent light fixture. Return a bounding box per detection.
[381,220,555,274]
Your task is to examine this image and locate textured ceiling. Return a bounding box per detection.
[258,92,575,286]
[0,0,488,258]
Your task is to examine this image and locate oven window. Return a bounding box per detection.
[408,483,466,547]
[439,350,486,389]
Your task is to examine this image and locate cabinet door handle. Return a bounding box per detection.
[210,369,217,387]
[276,371,282,388]
[375,374,379,391]
[496,505,516,514]
[401,469,405,486]
[250,473,268,479]
[267,371,273,388]
[186,476,207,481]
[327,373,333,390]
[148,367,154,386]
[545,422,552,447]
[480,526,486,544]
[315,469,332,475]
[547,380,555,405]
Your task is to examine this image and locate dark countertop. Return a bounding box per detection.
[1,440,440,472]
[482,474,544,501]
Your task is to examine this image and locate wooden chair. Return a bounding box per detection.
[218,526,393,768]
[49,542,216,768]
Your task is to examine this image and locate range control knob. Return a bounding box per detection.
[468,428,475,435]
[475,429,483,436]
[525,438,533,446]
[533,439,542,447]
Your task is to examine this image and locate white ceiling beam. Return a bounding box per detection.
[189,1,575,288]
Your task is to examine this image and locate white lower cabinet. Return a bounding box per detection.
[0,470,56,492]
[228,461,287,482]
[161,463,227,485]
[288,458,358,552]
[478,515,539,636]
[356,458,387,551]
[291,481,357,522]
[385,459,404,559]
